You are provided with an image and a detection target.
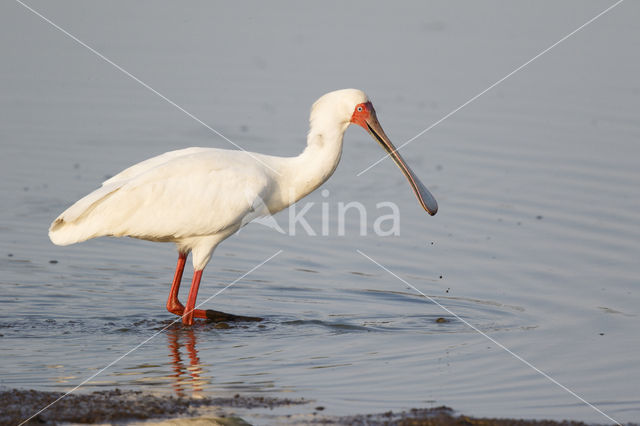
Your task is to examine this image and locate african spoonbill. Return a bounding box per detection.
[49,89,438,325]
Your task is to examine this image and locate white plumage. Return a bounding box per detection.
[49,89,437,325]
[50,148,276,268]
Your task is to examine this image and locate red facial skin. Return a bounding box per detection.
[350,101,374,128]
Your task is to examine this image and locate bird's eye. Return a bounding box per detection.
[357,106,363,112]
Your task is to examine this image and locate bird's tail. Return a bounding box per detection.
[49,184,120,246]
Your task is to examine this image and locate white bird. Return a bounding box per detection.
[49,89,438,325]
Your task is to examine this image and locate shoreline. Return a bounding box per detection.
[1,388,611,425]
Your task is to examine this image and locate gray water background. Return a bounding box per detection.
[1,1,639,423]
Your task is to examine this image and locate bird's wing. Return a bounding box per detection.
[51,147,210,227]
[49,149,274,245]
[101,147,210,186]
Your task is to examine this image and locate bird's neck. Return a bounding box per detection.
[279,120,349,206]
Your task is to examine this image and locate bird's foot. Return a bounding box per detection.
[173,308,262,325]
[204,309,262,323]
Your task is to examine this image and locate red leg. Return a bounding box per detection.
[167,252,187,316]
[173,266,260,324]
[182,270,203,325]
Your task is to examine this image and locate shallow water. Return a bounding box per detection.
[1,1,639,424]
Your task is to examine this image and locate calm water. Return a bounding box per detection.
[1,1,639,424]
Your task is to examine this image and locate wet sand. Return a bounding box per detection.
[1,388,305,425]
[1,388,607,425]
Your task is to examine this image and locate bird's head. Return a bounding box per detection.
[337,89,438,216]
[309,89,437,216]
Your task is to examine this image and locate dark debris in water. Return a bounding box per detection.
[318,406,597,426]
[0,388,307,425]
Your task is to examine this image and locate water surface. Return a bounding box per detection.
[1,1,639,424]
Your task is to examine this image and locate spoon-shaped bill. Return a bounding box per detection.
[365,114,438,216]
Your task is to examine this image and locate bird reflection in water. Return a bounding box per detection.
[167,327,209,397]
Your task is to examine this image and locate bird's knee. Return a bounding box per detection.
[166,301,184,316]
